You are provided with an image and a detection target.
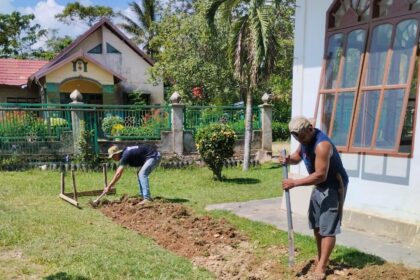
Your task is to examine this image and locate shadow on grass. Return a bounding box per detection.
[333,248,385,269]
[43,272,89,280]
[222,178,260,184]
[155,196,189,203]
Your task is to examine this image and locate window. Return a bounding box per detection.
[88,44,102,54]
[317,0,420,156]
[106,43,121,54]
[60,93,103,105]
[7,97,40,103]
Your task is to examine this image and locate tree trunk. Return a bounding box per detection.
[243,89,253,171]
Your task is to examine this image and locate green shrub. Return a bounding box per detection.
[272,121,289,141]
[101,116,124,135]
[0,111,48,138]
[0,155,28,171]
[195,123,236,180]
[47,117,68,127]
[74,122,99,165]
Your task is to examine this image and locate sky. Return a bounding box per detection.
[0,0,134,40]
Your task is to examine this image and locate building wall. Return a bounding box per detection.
[102,26,164,104]
[46,60,114,85]
[69,26,164,105]
[0,85,39,103]
[292,0,420,225]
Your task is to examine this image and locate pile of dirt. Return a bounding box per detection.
[100,196,285,279]
[99,196,420,279]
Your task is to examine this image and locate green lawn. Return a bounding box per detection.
[0,164,383,279]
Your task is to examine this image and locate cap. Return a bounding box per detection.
[108,145,123,159]
[288,116,312,133]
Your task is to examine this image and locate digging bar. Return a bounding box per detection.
[281,148,295,268]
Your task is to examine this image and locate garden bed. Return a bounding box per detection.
[99,196,420,280]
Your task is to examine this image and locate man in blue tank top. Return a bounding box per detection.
[281,116,348,278]
[104,144,161,204]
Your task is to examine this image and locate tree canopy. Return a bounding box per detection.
[32,30,73,60]
[149,0,239,105]
[55,2,114,26]
[118,0,158,56]
[0,12,47,58]
[205,0,294,170]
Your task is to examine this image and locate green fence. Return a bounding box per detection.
[0,103,171,156]
[0,103,74,156]
[184,106,261,135]
[0,103,261,157]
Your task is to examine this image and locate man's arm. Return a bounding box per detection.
[288,145,303,165]
[281,145,302,165]
[104,165,125,193]
[282,141,332,190]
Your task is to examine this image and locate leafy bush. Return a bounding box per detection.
[272,121,289,141]
[118,112,169,139]
[74,122,99,165]
[195,123,236,180]
[101,116,124,135]
[48,117,68,127]
[111,123,124,136]
[0,155,28,171]
[0,111,48,138]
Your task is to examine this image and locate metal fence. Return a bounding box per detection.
[184,106,261,135]
[0,103,261,157]
[0,103,74,156]
[0,103,171,156]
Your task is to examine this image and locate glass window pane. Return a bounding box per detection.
[321,94,335,133]
[376,89,405,150]
[354,0,370,21]
[388,20,418,85]
[365,24,393,86]
[333,0,352,27]
[400,57,418,152]
[324,34,344,89]
[331,92,355,146]
[378,0,393,17]
[353,90,380,148]
[341,29,367,88]
[410,0,420,10]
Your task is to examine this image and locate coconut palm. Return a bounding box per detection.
[206,0,279,170]
[118,0,157,56]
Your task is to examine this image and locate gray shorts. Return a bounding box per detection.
[308,187,341,236]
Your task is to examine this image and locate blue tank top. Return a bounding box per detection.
[300,129,349,189]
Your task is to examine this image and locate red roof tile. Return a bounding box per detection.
[0,58,48,86]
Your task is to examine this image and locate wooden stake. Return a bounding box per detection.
[59,193,79,207]
[60,172,65,194]
[64,189,115,197]
[71,170,78,201]
[103,164,108,188]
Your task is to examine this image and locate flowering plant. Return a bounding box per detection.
[111,123,124,136]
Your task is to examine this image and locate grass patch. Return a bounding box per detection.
[0,164,389,278]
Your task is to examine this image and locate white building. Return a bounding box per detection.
[290,0,420,246]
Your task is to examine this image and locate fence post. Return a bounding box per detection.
[69,89,84,155]
[170,91,184,155]
[259,93,273,154]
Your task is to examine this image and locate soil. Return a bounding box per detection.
[99,196,420,279]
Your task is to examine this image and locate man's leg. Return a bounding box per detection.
[314,228,322,264]
[138,156,160,200]
[137,168,144,197]
[314,235,336,274]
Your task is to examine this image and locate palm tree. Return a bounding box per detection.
[118,0,157,56]
[206,0,279,170]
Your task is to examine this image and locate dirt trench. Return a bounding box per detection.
[99,196,420,280]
